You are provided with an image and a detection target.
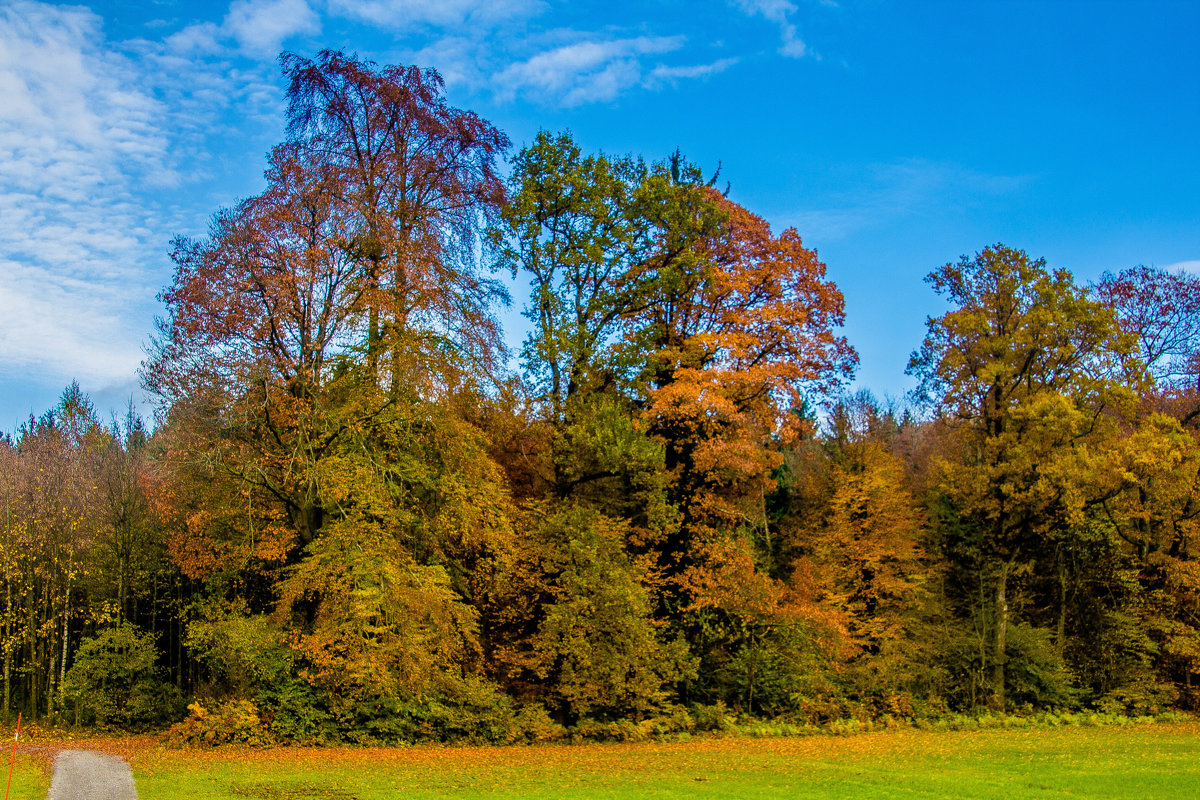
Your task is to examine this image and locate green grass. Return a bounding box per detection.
[2,754,51,800]
[126,721,1200,799]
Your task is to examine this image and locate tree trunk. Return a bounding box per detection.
[1056,554,1067,656]
[45,586,55,721]
[3,575,9,722]
[28,601,37,720]
[58,546,73,720]
[175,578,183,690]
[117,558,125,626]
[992,560,1011,711]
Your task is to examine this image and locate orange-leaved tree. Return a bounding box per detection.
[635,190,857,595]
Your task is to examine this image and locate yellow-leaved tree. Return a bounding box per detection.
[908,244,1136,710]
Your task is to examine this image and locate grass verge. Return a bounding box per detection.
[2,753,51,800]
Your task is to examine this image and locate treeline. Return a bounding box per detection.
[0,388,184,726]
[4,50,1200,742]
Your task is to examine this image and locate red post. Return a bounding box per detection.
[4,711,20,800]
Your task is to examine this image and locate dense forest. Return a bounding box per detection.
[3,51,1200,744]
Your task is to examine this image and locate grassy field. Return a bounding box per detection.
[10,722,1200,799]
[130,722,1200,799]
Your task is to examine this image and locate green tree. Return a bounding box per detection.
[512,504,694,724]
[62,623,177,729]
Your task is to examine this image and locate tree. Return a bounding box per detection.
[499,131,663,431]
[282,49,509,390]
[144,52,522,738]
[501,131,855,573]
[908,244,1135,709]
[635,191,856,581]
[147,50,512,568]
[148,48,511,552]
[520,505,693,724]
[1097,265,1200,394]
[62,623,176,729]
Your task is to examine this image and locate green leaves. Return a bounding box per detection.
[523,504,695,722]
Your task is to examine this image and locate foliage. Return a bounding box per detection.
[8,49,1200,742]
[62,623,182,729]
[497,503,695,724]
[908,244,1136,710]
[167,699,276,747]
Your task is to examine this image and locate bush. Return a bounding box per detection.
[692,701,735,732]
[511,704,567,743]
[186,614,334,743]
[62,623,182,730]
[1095,682,1178,716]
[167,700,274,746]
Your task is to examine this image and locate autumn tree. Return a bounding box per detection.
[147,143,363,565]
[0,436,22,720]
[148,49,511,565]
[496,131,716,518]
[1097,265,1200,394]
[908,244,1135,710]
[501,131,855,565]
[634,190,856,582]
[825,421,922,662]
[282,49,509,390]
[146,52,520,737]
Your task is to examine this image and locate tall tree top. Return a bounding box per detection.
[907,243,1134,427]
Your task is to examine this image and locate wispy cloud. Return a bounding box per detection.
[785,160,1033,241]
[733,0,807,58]
[495,35,687,106]
[407,34,487,87]
[226,0,321,56]
[0,3,172,386]
[168,0,320,58]
[648,57,739,84]
[1163,260,1200,274]
[336,1,751,107]
[0,1,286,395]
[326,0,541,30]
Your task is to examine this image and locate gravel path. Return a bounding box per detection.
[46,750,137,800]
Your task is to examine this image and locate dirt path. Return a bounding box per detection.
[46,750,137,800]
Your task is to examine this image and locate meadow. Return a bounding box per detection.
[10,721,1200,800]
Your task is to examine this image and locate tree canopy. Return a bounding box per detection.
[3,53,1200,742]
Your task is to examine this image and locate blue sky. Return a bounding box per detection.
[1,0,1197,429]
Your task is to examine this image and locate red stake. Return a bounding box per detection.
[4,711,20,800]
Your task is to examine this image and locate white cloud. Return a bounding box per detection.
[495,35,686,106]
[169,0,319,58]
[734,0,807,58]
[1163,260,1200,274]
[408,35,484,87]
[649,57,739,83]
[781,160,1031,241]
[0,4,171,184]
[0,260,145,385]
[0,3,173,385]
[327,0,540,29]
[164,20,223,55]
[410,30,731,105]
[0,2,283,394]
[225,0,320,56]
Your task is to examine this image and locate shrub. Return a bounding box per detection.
[62,623,182,730]
[167,700,274,746]
[511,704,567,743]
[186,614,334,743]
